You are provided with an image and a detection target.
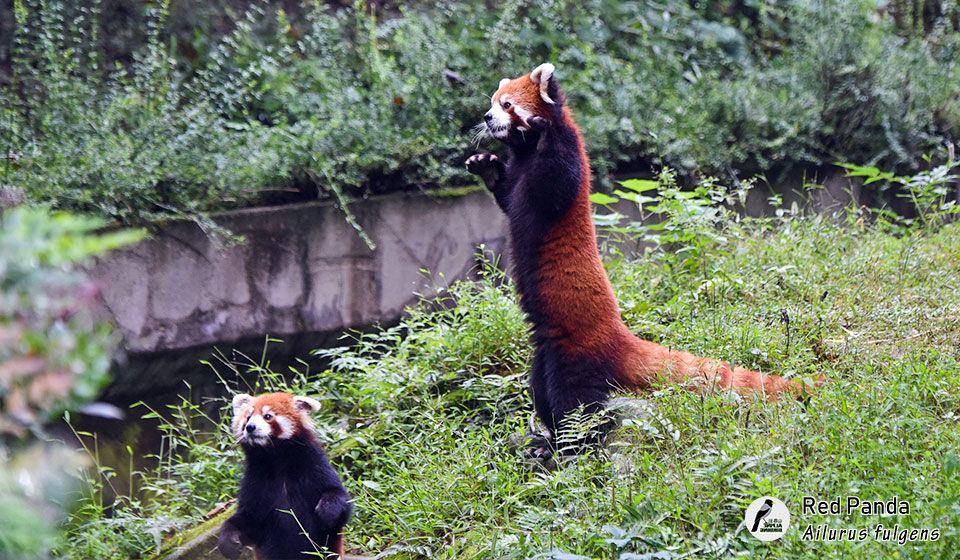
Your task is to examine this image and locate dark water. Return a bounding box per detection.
[54,333,346,507]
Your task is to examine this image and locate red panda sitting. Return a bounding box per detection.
[466,63,813,450]
[218,392,352,560]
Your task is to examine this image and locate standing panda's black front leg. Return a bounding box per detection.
[217,516,251,559]
[526,115,551,153]
[314,489,353,531]
[466,153,511,212]
[524,115,581,216]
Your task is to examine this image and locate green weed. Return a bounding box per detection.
[61,186,960,557]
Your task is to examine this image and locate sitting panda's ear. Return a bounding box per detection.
[498,78,510,90]
[292,395,322,414]
[232,394,253,417]
[529,63,556,104]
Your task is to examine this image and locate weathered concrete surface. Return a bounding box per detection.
[89,168,885,354]
[91,167,887,399]
[91,189,508,357]
[740,166,873,216]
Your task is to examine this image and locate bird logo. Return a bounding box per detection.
[751,498,775,532]
[744,496,790,541]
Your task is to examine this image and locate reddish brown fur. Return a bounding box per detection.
[622,339,804,398]
[534,107,631,357]
[330,534,345,558]
[232,392,310,439]
[485,67,812,406]
[494,74,552,122]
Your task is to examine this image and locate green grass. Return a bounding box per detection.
[63,210,960,559]
[321,217,960,559]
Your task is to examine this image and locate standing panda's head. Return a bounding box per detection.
[482,63,561,142]
[230,392,322,447]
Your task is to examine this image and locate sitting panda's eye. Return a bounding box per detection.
[263,413,273,420]
[502,101,512,110]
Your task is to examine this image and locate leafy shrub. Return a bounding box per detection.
[592,168,758,316]
[840,157,960,229]
[3,1,292,234]
[3,0,958,228]
[0,207,143,435]
[0,206,142,560]
[63,390,238,560]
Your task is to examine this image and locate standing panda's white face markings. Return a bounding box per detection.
[511,102,534,126]
[484,71,553,139]
[486,93,535,138]
[231,393,323,447]
[274,415,295,439]
[486,94,513,139]
[238,411,272,444]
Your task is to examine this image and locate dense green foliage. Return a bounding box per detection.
[0,207,143,560]
[3,0,959,228]
[60,170,960,558]
[0,207,143,436]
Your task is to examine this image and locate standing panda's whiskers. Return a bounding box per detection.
[471,123,490,147]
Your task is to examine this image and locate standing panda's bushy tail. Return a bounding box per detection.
[622,338,812,399]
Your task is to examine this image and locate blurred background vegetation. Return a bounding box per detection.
[0,207,143,559]
[2,0,958,228]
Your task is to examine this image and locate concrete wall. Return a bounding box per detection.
[91,169,865,358]
[91,188,509,356]
[89,168,892,398]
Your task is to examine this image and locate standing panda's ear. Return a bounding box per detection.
[498,78,510,90]
[232,394,253,417]
[292,395,322,414]
[529,63,556,104]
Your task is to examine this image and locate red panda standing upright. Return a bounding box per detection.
[218,392,352,560]
[466,63,812,450]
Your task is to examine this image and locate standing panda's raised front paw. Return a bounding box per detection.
[465,153,500,175]
[465,153,502,191]
[526,115,549,132]
[527,115,552,152]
